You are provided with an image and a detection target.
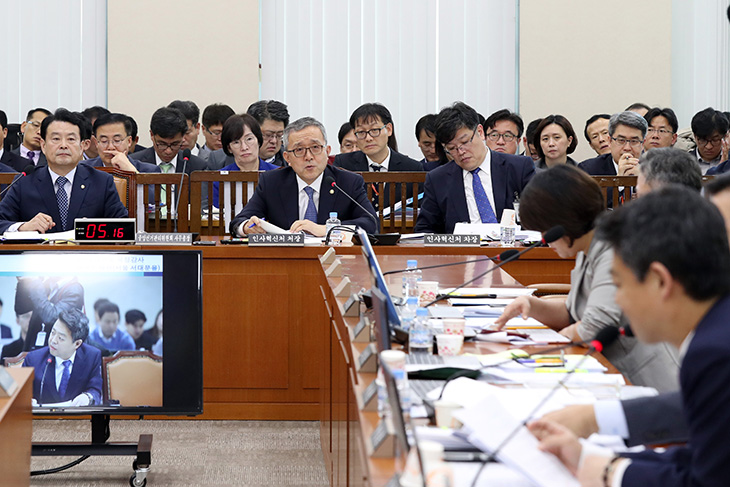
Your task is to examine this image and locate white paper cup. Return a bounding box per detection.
[436,334,463,356]
[434,399,463,429]
[380,350,406,371]
[442,319,465,336]
[417,281,439,307]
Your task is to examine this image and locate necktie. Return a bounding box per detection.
[303,186,318,222]
[56,176,69,230]
[470,168,498,223]
[27,151,36,163]
[370,164,382,172]
[58,360,71,398]
[159,163,173,217]
[369,164,381,204]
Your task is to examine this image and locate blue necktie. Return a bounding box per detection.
[56,176,69,230]
[58,360,71,398]
[27,151,36,163]
[303,186,318,222]
[470,168,498,223]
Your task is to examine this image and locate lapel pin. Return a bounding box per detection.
[81,185,86,189]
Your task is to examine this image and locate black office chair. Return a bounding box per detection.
[4,123,22,152]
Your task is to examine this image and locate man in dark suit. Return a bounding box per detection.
[529,186,730,486]
[23,308,102,407]
[230,117,377,237]
[198,103,235,162]
[0,108,128,234]
[415,114,448,171]
[0,288,33,361]
[10,107,51,168]
[579,111,647,177]
[0,110,31,172]
[83,113,161,173]
[414,102,534,234]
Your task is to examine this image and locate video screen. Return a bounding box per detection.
[0,252,166,410]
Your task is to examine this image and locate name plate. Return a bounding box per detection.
[136,233,192,245]
[370,420,390,453]
[424,234,480,246]
[358,344,375,370]
[248,233,304,246]
[361,379,378,410]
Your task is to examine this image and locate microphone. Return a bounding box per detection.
[619,325,633,337]
[383,249,520,276]
[0,164,36,198]
[324,175,379,233]
[173,149,191,233]
[38,357,53,407]
[423,226,565,307]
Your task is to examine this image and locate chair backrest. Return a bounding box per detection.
[102,350,163,407]
[0,173,19,203]
[135,173,189,233]
[189,170,260,236]
[359,171,426,234]
[592,175,638,208]
[95,167,137,217]
[3,351,28,367]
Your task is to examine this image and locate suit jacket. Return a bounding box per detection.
[129,147,208,174]
[622,391,686,447]
[22,277,85,351]
[0,164,128,234]
[414,151,535,234]
[621,295,730,487]
[422,158,449,172]
[578,152,616,176]
[333,149,424,173]
[0,149,31,172]
[11,147,47,167]
[24,343,102,405]
[706,158,730,175]
[229,165,378,235]
[82,156,162,173]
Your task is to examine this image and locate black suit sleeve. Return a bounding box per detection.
[622,391,687,447]
[413,171,444,234]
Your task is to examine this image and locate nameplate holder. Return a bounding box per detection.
[357,343,377,373]
[351,316,371,343]
[369,419,395,458]
[424,234,480,246]
[359,379,378,412]
[343,294,361,317]
[136,233,193,246]
[248,233,304,246]
[325,259,343,278]
[333,276,352,297]
[319,247,337,265]
[0,368,18,397]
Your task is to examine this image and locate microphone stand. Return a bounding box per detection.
[173,156,189,233]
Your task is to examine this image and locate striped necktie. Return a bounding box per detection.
[470,168,497,223]
[56,176,69,230]
[303,186,317,222]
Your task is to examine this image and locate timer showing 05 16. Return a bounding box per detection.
[85,223,125,239]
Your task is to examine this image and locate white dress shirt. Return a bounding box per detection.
[367,148,391,171]
[296,172,324,220]
[462,148,496,224]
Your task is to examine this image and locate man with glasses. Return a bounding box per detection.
[484,109,524,155]
[198,103,235,162]
[691,108,729,174]
[230,117,377,237]
[83,113,161,173]
[579,111,648,177]
[414,102,534,234]
[168,100,202,156]
[11,108,51,167]
[643,107,678,151]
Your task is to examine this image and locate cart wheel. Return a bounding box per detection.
[130,473,147,487]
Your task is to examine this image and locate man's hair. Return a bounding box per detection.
[484,109,525,137]
[583,114,611,142]
[40,108,92,140]
[691,108,730,139]
[149,107,188,138]
[97,300,120,319]
[282,117,327,152]
[625,102,650,112]
[57,308,90,342]
[704,172,730,197]
[81,106,110,124]
[608,111,648,138]
[532,114,578,159]
[126,115,140,139]
[519,164,605,244]
[26,108,52,121]
[349,103,398,152]
[93,113,134,137]
[525,118,543,143]
[125,309,147,324]
[247,100,290,127]
[221,114,264,157]
[639,148,701,192]
[644,107,679,133]
[0,110,7,130]
[167,100,200,124]
[337,122,352,144]
[596,185,730,300]
[93,298,110,313]
[415,114,438,140]
[202,103,235,128]
[434,102,480,145]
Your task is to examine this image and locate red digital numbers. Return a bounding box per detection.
[113,227,124,238]
[84,223,123,239]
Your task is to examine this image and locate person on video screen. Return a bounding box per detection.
[23,308,102,406]
[87,300,135,353]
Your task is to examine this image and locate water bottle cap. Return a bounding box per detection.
[329,212,338,218]
[416,308,429,316]
[406,296,418,305]
[406,260,417,267]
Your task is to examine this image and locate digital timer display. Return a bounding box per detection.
[74,219,136,243]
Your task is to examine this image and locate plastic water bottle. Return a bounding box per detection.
[325,212,341,245]
[409,308,433,354]
[400,296,419,331]
[402,260,422,297]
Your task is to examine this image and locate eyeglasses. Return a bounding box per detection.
[646,128,674,136]
[354,125,387,140]
[204,126,222,138]
[697,136,724,147]
[25,121,42,129]
[611,136,643,147]
[230,135,259,149]
[286,144,324,158]
[262,131,284,141]
[444,127,478,155]
[486,131,516,142]
[96,137,128,148]
[154,138,184,152]
[341,142,357,151]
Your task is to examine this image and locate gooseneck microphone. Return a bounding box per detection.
[173,149,191,233]
[324,175,379,229]
[0,164,36,199]
[620,325,633,337]
[38,357,53,407]
[423,225,565,307]
[383,249,520,276]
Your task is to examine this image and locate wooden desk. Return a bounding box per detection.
[0,367,33,487]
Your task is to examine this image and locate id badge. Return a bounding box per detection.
[35,331,46,347]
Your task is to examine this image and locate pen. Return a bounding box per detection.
[248,218,265,229]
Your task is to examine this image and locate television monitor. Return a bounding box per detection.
[371,286,391,353]
[357,228,401,328]
[0,249,203,416]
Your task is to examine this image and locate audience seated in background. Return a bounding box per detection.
[484,109,524,155]
[532,115,578,171]
[579,111,647,177]
[584,113,611,156]
[414,102,534,233]
[85,113,161,173]
[0,109,30,171]
[523,117,542,163]
[125,309,155,351]
[0,309,32,361]
[693,107,729,174]
[636,147,702,197]
[168,100,202,156]
[12,107,51,167]
[142,310,163,355]
[88,300,135,353]
[337,122,358,154]
[126,115,145,153]
[643,107,678,151]
[80,106,110,160]
[625,101,650,117]
[248,100,290,167]
[198,103,235,161]
[231,117,377,237]
[415,114,448,171]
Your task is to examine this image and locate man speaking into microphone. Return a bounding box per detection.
[230,117,378,237]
